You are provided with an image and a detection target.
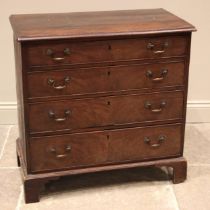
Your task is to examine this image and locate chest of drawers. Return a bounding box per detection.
[10,9,196,203]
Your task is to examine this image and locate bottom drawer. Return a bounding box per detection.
[108,123,182,163]
[29,123,183,173]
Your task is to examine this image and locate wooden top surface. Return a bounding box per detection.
[10,9,196,41]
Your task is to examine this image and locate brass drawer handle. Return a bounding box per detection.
[146,69,168,82]
[144,135,166,148]
[48,109,71,122]
[145,101,166,113]
[48,76,70,90]
[147,42,168,54]
[46,48,70,61]
[50,145,71,158]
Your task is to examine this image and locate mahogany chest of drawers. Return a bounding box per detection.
[10,9,196,203]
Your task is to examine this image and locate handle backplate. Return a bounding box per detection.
[48,76,70,90]
[145,101,166,113]
[144,135,166,148]
[50,145,71,158]
[147,42,169,54]
[46,48,70,61]
[146,69,168,82]
[48,109,71,122]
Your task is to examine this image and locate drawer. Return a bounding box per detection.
[27,61,185,99]
[108,123,182,163]
[30,131,109,172]
[29,123,182,172]
[24,36,187,68]
[28,91,184,134]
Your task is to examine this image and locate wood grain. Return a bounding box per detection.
[10,9,196,41]
[10,9,195,203]
[16,137,187,203]
[27,61,185,99]
[23,35,188,68]
[28,90,184,134]
[29,123,182,173]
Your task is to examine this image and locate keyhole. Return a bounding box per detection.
[107,135,110,139]
[108,44,112,50]
[107,101,111,105]
[107,71,111,76]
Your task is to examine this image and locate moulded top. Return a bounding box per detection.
[10,8,196,41]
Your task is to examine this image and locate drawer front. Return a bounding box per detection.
[30,132,109,172]
[29,124,182,172]
[28,91,184,134]
[27,62,185,99]
[108,124,182,163]
[25,36,187,68]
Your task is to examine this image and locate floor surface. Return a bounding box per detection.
[0,123,210,210]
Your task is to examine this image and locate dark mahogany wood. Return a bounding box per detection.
[10,9,195,203]
[108,123,182,163]
[27,61,185,99]
[30,132,109,172]
[16,138,187,203]
[24,179,45,203]
[29,123,182,173]
[23,35,188,68]
[10,9,196,41]
[28,90,184,134]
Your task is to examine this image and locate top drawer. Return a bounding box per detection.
[24,35,188,69]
